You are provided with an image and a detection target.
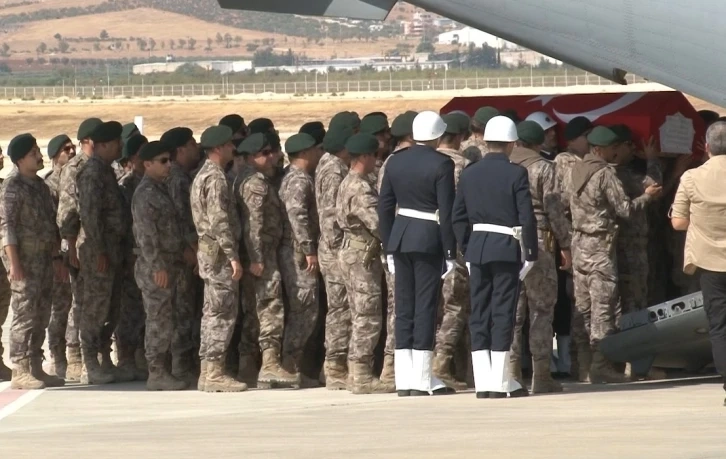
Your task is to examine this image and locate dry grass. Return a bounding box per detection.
[0,0,100,15]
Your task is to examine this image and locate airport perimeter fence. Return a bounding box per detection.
[0,74,648,100]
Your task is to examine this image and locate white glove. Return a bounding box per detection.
[466,262,471,275]
[441,260,455,279]
[386,255,395,275]
[519,260,534,280]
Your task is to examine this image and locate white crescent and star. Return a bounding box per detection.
[527,92,647,123]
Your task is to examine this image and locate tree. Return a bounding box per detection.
[100,29,109,40]
[37,57,46,65]
[188,38,196,50]
[178,38,187,49]
[215,32,223,46]
[54,33,62,41]
[59,40,70,53]
[93,42,101,52]
[114,40,123,51]
[169,39,175,50]
[246,43,259,52]
[25,57,34,65]
[61,57,69,65]
[36,42,47,55]
[206,37,213,50]
[0,62,10,73]
[0,43,9,57]
[136,38,147,51]
[160,40,165,50]
[149,38,156,51]
[416,40,435,54]
[234,35,242,45]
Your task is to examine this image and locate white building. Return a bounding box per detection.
[132,60,252,75]
[436,27,513,48]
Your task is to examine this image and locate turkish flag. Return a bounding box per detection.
[441,90,705,157]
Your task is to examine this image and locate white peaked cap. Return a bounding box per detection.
[525,111,557,130]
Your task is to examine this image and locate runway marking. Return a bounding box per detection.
[0,383,44,422]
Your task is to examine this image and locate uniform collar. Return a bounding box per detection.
[482,152,510,161]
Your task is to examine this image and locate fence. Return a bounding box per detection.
[0,74,648,99]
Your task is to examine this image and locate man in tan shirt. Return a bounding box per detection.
[670,121,726,405]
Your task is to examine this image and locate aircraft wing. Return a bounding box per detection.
[217,0,397,20]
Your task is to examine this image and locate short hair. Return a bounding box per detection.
[706,121,726,156]
[440,132,460,144]
[485,141,510,151]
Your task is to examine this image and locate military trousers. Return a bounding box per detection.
[511,235,558,363]
[393,252,442,351]
[571,232,619,348]
[469,261,520,352]
[173,264,198,360]
[6,251,53,364]
[340,245,382,364]
[116,252,145,351]
[47,269,72,350]
[278,245,319,358]
[616,235,649,314]
[198,250,239,362]
[65,263,82,349]
[319,241,349,361]
[0,264,11,358]
[135,261,179,367]
[435,256,470,356]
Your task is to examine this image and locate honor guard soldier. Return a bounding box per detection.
[453,116,538,399]
[378,110,457,397]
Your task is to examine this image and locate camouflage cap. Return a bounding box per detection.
[299,121,326,146]
[90,121,123,144]
[442,113,468,135]
[122,134,148,159]
[160,127,194,150]
[219,114,246,133]
[285,133,316,155]
[77,117,103,141]
[236,132,269,156]
[47,134,71,159]
[390,111,418,137]
[473,106,500,126]
[609,124,633,142]
[359,114,388,135]
[248,117,274,134]
[345,133,379,156]
[121,122,140,142]
[564,116,594,141]
[322,126,354,154]
[138,140,171,161]
[199,125,234,149]
[587,126,620,147]
[517,120,545,145]
[8,133,37,163]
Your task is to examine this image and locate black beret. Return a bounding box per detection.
[219,114,246,133]
[122,134,148,159]
[609,124,633,142]
[121,123,140,142]
[160,127,194,150]
[139,141,172,161]
[237,132,270,156]
[47,134,71,159]
[200,125,233,149]
[90,121,123,144]
[587,126,620,147]
[390,111,418,137]
[442,113,468,135]
[329,111,360,131]
[323,126,354,154]
[501,109,521,124]
[359,114,388,135]
[517,120,545,145]
[267,131,281,151]
[8,133,37,163]
[285,133,316,154]
[248,118,274,134]
[345,133,379,156]
[77,117,103,140]
[364,111,388,120]
[565,116,594,141]
[299,121,326,145]
[699,110,720,125]
[473,106,500,127]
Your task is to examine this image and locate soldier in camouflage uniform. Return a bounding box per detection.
[568,127,661,384]
[57,117,103,381]
[278,133,322,387]
[132,141,190,391]
[42,134,75,379]
[0,145,10,381]
[76,121,127,385]
[315,126,353,389]
[0,134,65,389]
[358,114,391,186]
[115,122,140,181]
[508,121,573,393]
[460,106,499,162]
[191,125,247,393]
[336,133,390,394]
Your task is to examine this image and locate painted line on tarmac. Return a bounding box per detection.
[0,383,44,421]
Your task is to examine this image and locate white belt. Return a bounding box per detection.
[472,223,526,262]
[397,208,439,223]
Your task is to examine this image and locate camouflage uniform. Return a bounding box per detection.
[278,164,320,370]
[190,160,242,362]
[376,154,396,359]
[315,153,350,366]
[554,150,581,212]
[615,159,662,314]
[459,136,486,163]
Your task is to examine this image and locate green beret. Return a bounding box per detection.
[299,121,326,145]
[139,141,172,161]
[121,123,140,142]
[442,113,467,135]
[90,121,123,144]
[501,109,521,124]
[267,131,281,151]
[77,117,103,141]
[237,133,269,156]
[565,116,594,141]
[329,111,361,131]
[517,120,545,145]
[323,126,354,154]
[473,106,500,127]
[248,118,274,134]
[219,114,245,133]
[285,133,316,155]
[390,111,418,137]
[200,125,233,149]
[47,134,71,159]
[160,127,193,150]
[587,126,620,147]
[8,133,37,163]
[609,124,632,142]
[345,133,379,156]
[359,114,388,135]
[122,134,148,159]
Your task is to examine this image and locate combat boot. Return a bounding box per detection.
[350,361,388,395]
[589,350,627,384]
[236,354,258,388]
[172,352,198,387]
[531,359,563,394]
[31,356,65,387]
[378,354,396,393]
[0,357,12,381]
[65,346,83,382]
[204,359,248,393]
[197,359,208,391]
[625,362,667,381]
[135,348,149,374]
[147,362,188,391]
[433,352,468,391]
[576,344,592,383]
[509,356,524,387]
[323,357,348,390]
[346,359,354,391]
[11,359,45,390]
[116,346,143,382]
[47,345,67,380]
[101,348,135,383]
[81,350,115,385]
[281,353,303,389]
